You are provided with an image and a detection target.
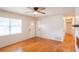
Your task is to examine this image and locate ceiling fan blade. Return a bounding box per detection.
[37,11,46,14]
[27,7,34,10]
[38,7,46,10]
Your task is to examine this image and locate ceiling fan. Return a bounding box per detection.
[26,7,46,15]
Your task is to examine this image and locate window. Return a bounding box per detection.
[0,17,9,36]
[0,17,22,36]
[10,18,22,34]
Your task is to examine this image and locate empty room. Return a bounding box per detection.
[0,7,79,52]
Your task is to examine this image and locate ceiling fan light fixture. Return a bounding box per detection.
[34,11,38,15]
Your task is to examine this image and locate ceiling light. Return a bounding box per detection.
[34,11,38,15]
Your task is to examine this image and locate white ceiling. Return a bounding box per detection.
[0,7,75,17]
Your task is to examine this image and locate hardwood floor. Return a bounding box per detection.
[0,37,64,52]
[63,33,75,52]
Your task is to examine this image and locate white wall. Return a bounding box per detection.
[0,10,35,48]
[36,15,64,41]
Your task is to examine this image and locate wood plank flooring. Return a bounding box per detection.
[0,37,64,52]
